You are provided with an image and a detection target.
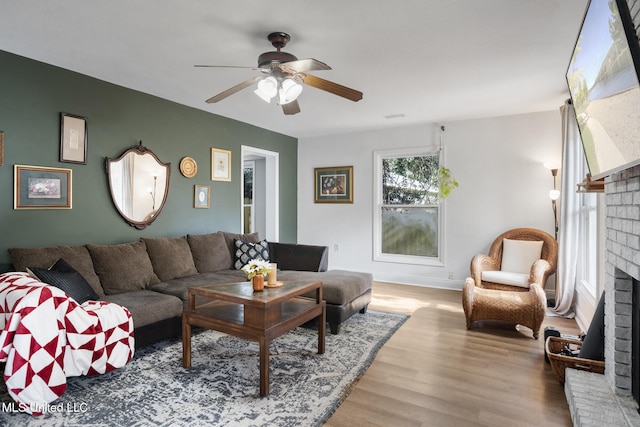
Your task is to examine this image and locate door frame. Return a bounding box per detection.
[240,145,279,241]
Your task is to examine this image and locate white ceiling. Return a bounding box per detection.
[0,0,588,139]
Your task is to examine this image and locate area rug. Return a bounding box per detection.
[0,310,407,426]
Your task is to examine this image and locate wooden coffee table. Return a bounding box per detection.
[182,280,326,396]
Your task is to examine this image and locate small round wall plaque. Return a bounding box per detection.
[180,157,197,178]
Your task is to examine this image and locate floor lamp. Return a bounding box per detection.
[549,168,560,240]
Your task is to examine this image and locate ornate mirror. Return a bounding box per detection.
[106,142,170,229]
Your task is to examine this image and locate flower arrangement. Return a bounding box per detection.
[241,259,271,279]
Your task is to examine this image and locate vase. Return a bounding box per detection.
[252,275,265,292]
[267,263,278,285]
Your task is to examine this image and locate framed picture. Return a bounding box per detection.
[314,166,353,203]
[14,165,72,209]
[211,148,231,181]
[194,184,210,208]
[60,113,87,164]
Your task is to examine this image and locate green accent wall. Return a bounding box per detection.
[0,50,297,271]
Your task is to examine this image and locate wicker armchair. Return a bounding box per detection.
[470,228,558,292]
[462,228,558,339]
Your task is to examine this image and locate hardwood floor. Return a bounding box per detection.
[324,282,580,427]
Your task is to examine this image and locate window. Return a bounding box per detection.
[373,147,443,265]
[243,161,254,234]
[576,157,598,296]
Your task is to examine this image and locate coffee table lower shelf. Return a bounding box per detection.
[182,281,326,396]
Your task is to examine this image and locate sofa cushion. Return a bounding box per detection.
[149,272,247,306]
[481,270,530,288]
[8,245,105,298]
[234,239,270,270]
[275,269,373,305]
[187,232,232,272]
[141,236,198,281]
[27,258,100,304]
[103,290,183,328]
[87,242,160,295]
[501,238,543,274]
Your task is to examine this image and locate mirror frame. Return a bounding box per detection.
[105,142,171,229]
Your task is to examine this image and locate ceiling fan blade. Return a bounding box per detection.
[301,74,363,102]
[205,76,261,103]
[280,58,331,73]
[195,65,260,70]
[281,100,301,115]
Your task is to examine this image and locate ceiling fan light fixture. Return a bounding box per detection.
[254,76,278,103]
[278,78,303,105]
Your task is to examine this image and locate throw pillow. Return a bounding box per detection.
[223,231,260,260]
[87,241,160,295]
[234,239,270,270]
[8,245,105,298]
[500,238,544,274]
[28,258,100,304]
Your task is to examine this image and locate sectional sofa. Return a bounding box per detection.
[7,231,373,348]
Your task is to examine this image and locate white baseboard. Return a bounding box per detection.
[372,272,464,291]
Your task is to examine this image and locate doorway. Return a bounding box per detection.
[240,146,279,241]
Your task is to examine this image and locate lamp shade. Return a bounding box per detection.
[254,76,278,103]
[549,189,560,201]
[278,78,303,105]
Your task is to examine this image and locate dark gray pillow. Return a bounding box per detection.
[578,291,605,361]
[187,232,232,272]
[87,241,160,295]
[141,236,198,281]
[8,244,105,298]
[234,239,270,270]
[28,259,99,304]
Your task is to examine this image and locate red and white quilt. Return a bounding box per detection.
[0,272,134,415]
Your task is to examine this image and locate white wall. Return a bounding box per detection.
[298,111,562,290]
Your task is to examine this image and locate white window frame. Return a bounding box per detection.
[576,157,599,298]
[373,146,444,266]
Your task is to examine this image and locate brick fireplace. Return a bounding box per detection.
[604,165,640,400]
[565,165,640,425]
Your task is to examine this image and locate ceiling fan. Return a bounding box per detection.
[195,32,363,115]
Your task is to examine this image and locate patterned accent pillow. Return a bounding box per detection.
[28,258,100,304]
[234,239,270,270]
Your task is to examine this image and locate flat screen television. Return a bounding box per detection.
[566,0,640,180]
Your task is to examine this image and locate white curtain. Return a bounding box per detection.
[552,99,582,317]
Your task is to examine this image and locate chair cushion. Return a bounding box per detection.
[481,270,530,288]
[501,238,543,274]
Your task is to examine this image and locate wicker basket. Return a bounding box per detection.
[545,336,605,384]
